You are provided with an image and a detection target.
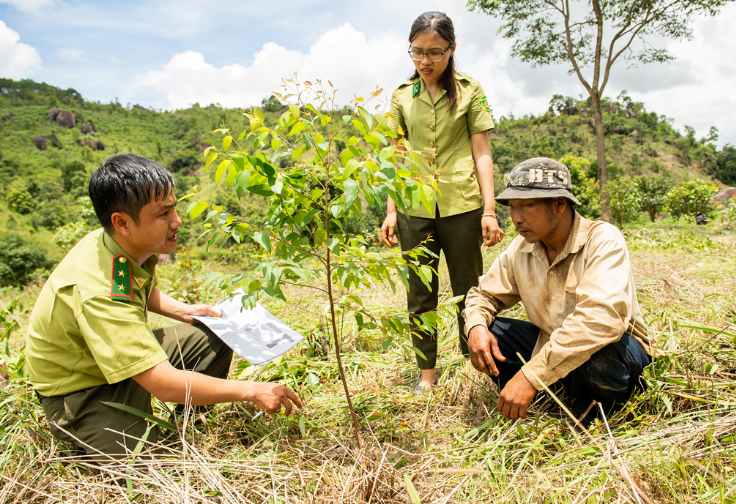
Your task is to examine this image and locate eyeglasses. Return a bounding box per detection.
[408,44,453,62]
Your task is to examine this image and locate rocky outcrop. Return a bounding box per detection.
[2,113,13,121]
[711,187,736,204]
[646,147,658,157]
[628,130,642,141]
[80,120,96,134]
[50,136,61,148]
[78,138,105,151]
[48,107,76,128]
[612,125,624,135]
[33,135,47,150]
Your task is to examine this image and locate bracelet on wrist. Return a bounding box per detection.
[482,211,497,218]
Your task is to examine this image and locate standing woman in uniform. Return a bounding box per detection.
[381,11,504,391]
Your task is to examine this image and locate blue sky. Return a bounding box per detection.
[2,0,735,147]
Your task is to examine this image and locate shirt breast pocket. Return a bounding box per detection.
[453,156,481,200]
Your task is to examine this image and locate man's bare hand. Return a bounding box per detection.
[497,371,537,420]
[245,382,302,416]
[468,325,506,376]
[380,212,398,247]
[179,304,222,324]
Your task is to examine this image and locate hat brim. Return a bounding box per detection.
[496,186,582,206]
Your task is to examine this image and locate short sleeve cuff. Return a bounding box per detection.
[469,117,495,136]
[104,349,168,384]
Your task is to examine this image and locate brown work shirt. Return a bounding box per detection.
[463,212,652,390]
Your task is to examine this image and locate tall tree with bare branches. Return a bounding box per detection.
[467,0,732,222]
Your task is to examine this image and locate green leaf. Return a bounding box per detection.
[101,401,176,433]
[231,154,247,171]
[403,474,421,504]
[289,121,306,137]
[344,179,359,210]
[271,174,284,195]
[253,230,272,252]
[343,159,359,179]
[299,415,307,436]
[313,228,327,248]
[417,265,433,291]
[215,160,232,184]
[225,163,238,187]
[321,115,331,127]
[189,201,208,219]
[205,152,218,168]
[223,136,233,151]
[235,171,251,199]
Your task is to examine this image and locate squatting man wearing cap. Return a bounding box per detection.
[463,157,654,427]
[26,154,301,457]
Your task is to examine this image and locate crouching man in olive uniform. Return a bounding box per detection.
[463,158,654,427]
[26,154,301,457]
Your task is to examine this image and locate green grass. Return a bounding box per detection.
[0,222,734,502]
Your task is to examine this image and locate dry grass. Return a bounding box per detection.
[1,223,735,503]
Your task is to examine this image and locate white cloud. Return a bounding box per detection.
[0,20,42,79]
[131,23,407,109]
[57,48,86,61]
[0,0,55,13]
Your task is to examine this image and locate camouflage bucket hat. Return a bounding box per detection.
[496,157,582,206]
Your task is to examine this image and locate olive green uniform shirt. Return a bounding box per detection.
[463,213,652,390]
[26,228,167,396]
[389,74,495,218]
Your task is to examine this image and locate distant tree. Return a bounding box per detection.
[467,0,733,223]
[260,95,283,113]
[634,174,674,221]
[715,145,736,185]
[60,160,87,193]
[6,186,34,214]
[548,94,578,115]
[557,154,600,219]
[664,179,719,221]
[0,232,54,287]
[608,178,641,228]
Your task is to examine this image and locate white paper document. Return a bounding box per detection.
[192,289,303,365]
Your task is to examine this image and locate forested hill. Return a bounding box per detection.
[0,78,734,287]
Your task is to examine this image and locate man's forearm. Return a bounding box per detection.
[133,361,300,414]
[148,287,185,319]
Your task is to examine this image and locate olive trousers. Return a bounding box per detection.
[397,207,484,369]
[39,323,233,458]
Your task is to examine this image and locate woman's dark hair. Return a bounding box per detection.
[409,11,460,113]
[89,153,174,231]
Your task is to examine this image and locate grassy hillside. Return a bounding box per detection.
[0,79,730,288]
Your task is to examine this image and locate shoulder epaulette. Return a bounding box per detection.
[111,254,133,302]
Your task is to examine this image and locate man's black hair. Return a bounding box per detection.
[89,154,174,231]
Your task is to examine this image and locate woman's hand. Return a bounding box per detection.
[482,216,504,247]
[381,211,399,247]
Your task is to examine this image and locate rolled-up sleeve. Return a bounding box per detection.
[521,238,634,390]
[463,248,521,334]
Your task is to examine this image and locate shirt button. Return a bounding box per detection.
[429,141,435,147]
[552,296,556,301]
[430,109,435,115]
[429,124,434,131]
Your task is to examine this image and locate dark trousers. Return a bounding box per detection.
[489,317,651,426]
[40,323,233,458]
[397,207,484,369]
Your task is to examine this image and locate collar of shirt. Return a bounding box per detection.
[517,212,590,268]
[415,77,447,107]
[101,231,158,282]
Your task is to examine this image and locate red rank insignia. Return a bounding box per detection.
[111,254,133,302]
